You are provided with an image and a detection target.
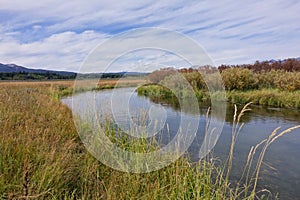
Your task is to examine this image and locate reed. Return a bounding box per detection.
[0,81,299,199]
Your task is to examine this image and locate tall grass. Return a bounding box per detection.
[138,84,300,108]
[0,82,299,199]
[227,89,300,108]
[144,68,300,108]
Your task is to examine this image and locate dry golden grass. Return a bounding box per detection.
[0,81,298,199]
[0,78,145,87]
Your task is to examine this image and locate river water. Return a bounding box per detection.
[62,87,300,199]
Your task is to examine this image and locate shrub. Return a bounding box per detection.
[182,72,206,90]
[255,70,277,89]
[221,68,259,91]
[148,68,176,83]
[273,71,300,91]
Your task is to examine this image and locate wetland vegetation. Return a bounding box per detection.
[1,58,300,199]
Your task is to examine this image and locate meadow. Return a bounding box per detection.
[1,79,299,199]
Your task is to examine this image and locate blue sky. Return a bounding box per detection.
[0,0,300,72]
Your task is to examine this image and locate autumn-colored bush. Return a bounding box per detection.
[255,70,277,89]
[182,71,206,90]
[221,68,259,91]
[148,68,176,83]
[148,65,300,93]
[255,70,300,91]
[273,71,300,91]
[218,58,300,72]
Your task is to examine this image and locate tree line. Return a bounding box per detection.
[0,72,76,80]
[0,71,145,80]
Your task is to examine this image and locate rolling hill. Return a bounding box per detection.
[0,63,76,76]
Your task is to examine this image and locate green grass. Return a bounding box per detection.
[0,82,299,199]
[227,89,300,108]
[138,84,300,109]
[143,68,300,109]
[136,84,209,104]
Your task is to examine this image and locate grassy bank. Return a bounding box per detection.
[1,81,298,199]
[0,78,146,99]
[137,84,300,109]
[227,89,300,109]
[142,67,300,109]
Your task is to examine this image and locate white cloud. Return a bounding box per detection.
[0,30,109,71]
[0,0,300,70]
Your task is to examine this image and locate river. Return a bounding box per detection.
[62,87,300,199]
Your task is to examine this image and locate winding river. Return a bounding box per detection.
[62,87,300,200]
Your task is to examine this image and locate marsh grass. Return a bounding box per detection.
[138,84,300,109]
[227,89,300,109]
[0,81,299,199]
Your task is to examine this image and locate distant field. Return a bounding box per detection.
[0,78,147,99]
[0,78,146,86]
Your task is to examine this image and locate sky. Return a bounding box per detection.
[0,0,300,72]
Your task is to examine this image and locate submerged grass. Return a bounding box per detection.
[0,81,299,199]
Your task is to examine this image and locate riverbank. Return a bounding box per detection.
[0,80,284,199]
[0,78,146,99]
[137,84,300,109]
[227,89,300,109]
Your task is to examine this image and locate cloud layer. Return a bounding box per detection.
[0,0,299,71]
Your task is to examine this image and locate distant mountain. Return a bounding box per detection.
[0,63,149,80]
[0,63,76,76]
[266,57,300,63]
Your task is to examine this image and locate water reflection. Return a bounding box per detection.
[139,92,300,124]
[62,88,300,200]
